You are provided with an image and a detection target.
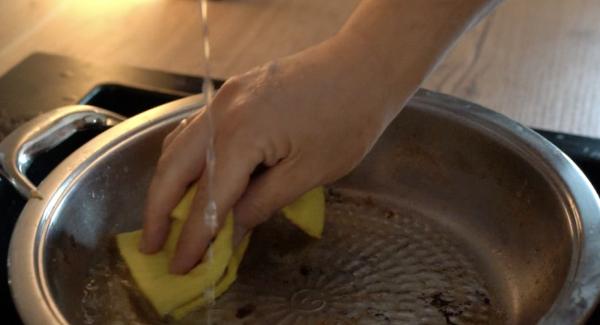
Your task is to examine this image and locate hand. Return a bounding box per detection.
[139,35,412,274]
[139,0,496,274]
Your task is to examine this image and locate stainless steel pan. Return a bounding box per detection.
[3,90,600,324]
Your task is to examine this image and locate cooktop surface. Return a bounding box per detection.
[1,53,598,324]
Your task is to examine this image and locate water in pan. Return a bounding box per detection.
[80,189,504,324]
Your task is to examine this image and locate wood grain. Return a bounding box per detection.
[1,0,599,137]
[426,0,600,137]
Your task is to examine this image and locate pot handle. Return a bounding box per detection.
[0,105,126,199]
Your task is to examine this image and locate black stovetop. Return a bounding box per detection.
[1,53,599,324]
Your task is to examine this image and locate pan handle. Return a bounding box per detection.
[0,105,125,199]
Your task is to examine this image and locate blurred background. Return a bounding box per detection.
[1,0,599,137]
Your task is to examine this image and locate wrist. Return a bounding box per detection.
[330,0,496,117]
[326,30,424,121]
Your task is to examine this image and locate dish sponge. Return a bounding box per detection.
[116,186,325,319]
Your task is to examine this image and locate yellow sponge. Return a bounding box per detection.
[116,186,325,318]
[116,215,234,316]
[283,187,325,238]
[171,233,252,320]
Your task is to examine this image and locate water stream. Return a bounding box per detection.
[198,0,218,323]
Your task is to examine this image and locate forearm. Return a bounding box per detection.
[334,0,501,118]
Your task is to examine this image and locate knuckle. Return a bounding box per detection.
[216,105,247,141]
[241,198,269,222]
[218,76,244,97]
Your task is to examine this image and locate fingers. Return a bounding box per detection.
[233,159,314,231]
[140,112,210,254]
[169,143,261,274]
[168,173,216,274]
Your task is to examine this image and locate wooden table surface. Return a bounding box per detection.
[1,0,599,137]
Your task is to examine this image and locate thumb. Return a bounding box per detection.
[233,160,315,231]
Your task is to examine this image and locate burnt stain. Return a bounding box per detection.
[430,292,451,308]
[299,264,312,277]
[384,209,396,219]
[364,196,376,207]
[68,234,77,248]
[367,307,391,322]
[430,292,463,325]
[236,303,256,319]
[374,312,391,322]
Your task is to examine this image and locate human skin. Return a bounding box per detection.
[140,0,502,274]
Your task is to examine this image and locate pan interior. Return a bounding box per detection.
[39,105,573,324]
